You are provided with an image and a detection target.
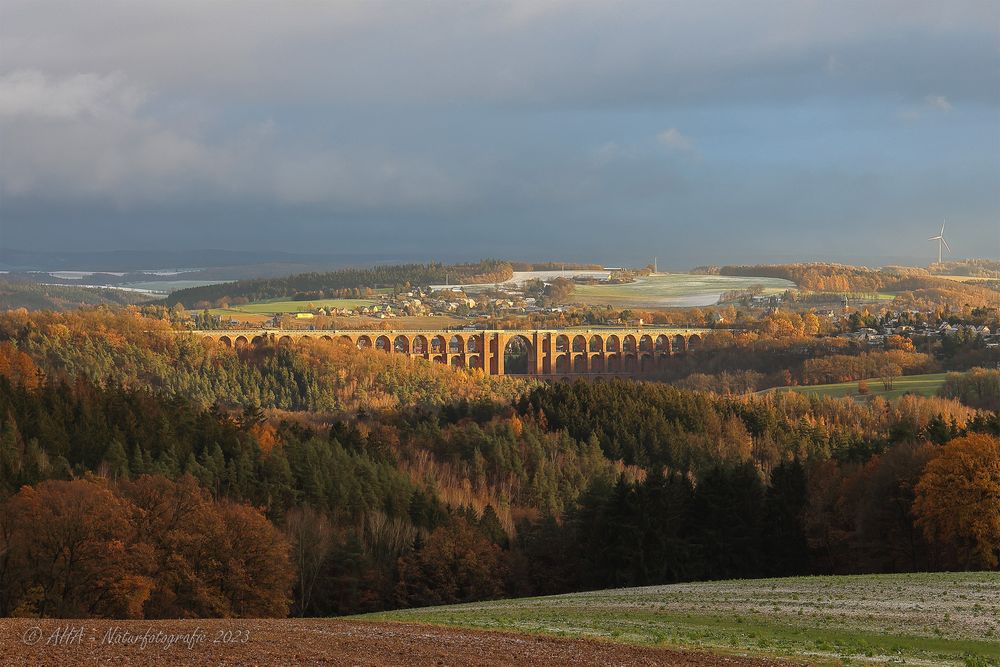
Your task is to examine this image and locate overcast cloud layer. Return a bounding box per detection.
[1,0,998,266]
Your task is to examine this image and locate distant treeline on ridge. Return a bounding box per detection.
[166,260,514,307]
[693,261,1000,297]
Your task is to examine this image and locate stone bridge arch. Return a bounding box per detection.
[640,353,653,372]
[607,353,621,372]
[555,353,570,374]
[590,353,605,373]
[503,334,532,375]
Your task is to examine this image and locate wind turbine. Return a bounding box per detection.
[928,221,951,264]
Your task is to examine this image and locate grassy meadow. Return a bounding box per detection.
[771,372,948,402]
[363,572,1000,665]
[206,297,379,316]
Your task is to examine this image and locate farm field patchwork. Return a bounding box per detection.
[573,273,795,308]
[363,572,1000,665]
[771,372,948,401]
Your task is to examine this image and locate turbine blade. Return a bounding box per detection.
[929,236,941,241]
[942,237,952,253]
[941,220,946,234]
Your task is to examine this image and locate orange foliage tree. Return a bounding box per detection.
[0,342,40,389]
[0,476,293,618]
[0,479,151,617]
[913,434,1000,569]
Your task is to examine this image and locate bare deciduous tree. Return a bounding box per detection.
[284,505,334,616]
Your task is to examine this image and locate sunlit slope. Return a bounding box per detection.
[769,372,948,401]
[363,572,1000,665]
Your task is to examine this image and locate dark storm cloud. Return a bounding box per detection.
[0,1,997,264]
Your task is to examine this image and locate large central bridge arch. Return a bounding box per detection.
[502,334,532,375]
[187,327,713,378]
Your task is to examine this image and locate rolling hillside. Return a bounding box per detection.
[364,572,1000,665]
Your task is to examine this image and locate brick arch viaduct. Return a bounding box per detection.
[187,328,712,377]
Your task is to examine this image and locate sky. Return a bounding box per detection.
[1,0,998,268]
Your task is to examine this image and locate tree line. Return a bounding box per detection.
[0,278,149,312]
[940,368,1000,411]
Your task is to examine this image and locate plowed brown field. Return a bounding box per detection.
[1,619,798,666]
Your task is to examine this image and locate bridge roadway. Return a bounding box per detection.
[186,327,711,377]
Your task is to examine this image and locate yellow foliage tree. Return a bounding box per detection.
[802,311,821,336]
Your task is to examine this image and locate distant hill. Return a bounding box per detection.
[0,278,154,310]
[165,259,515,307]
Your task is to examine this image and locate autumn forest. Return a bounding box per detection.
[0,302,996,621]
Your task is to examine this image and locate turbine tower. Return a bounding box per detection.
[928,221,951,264]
